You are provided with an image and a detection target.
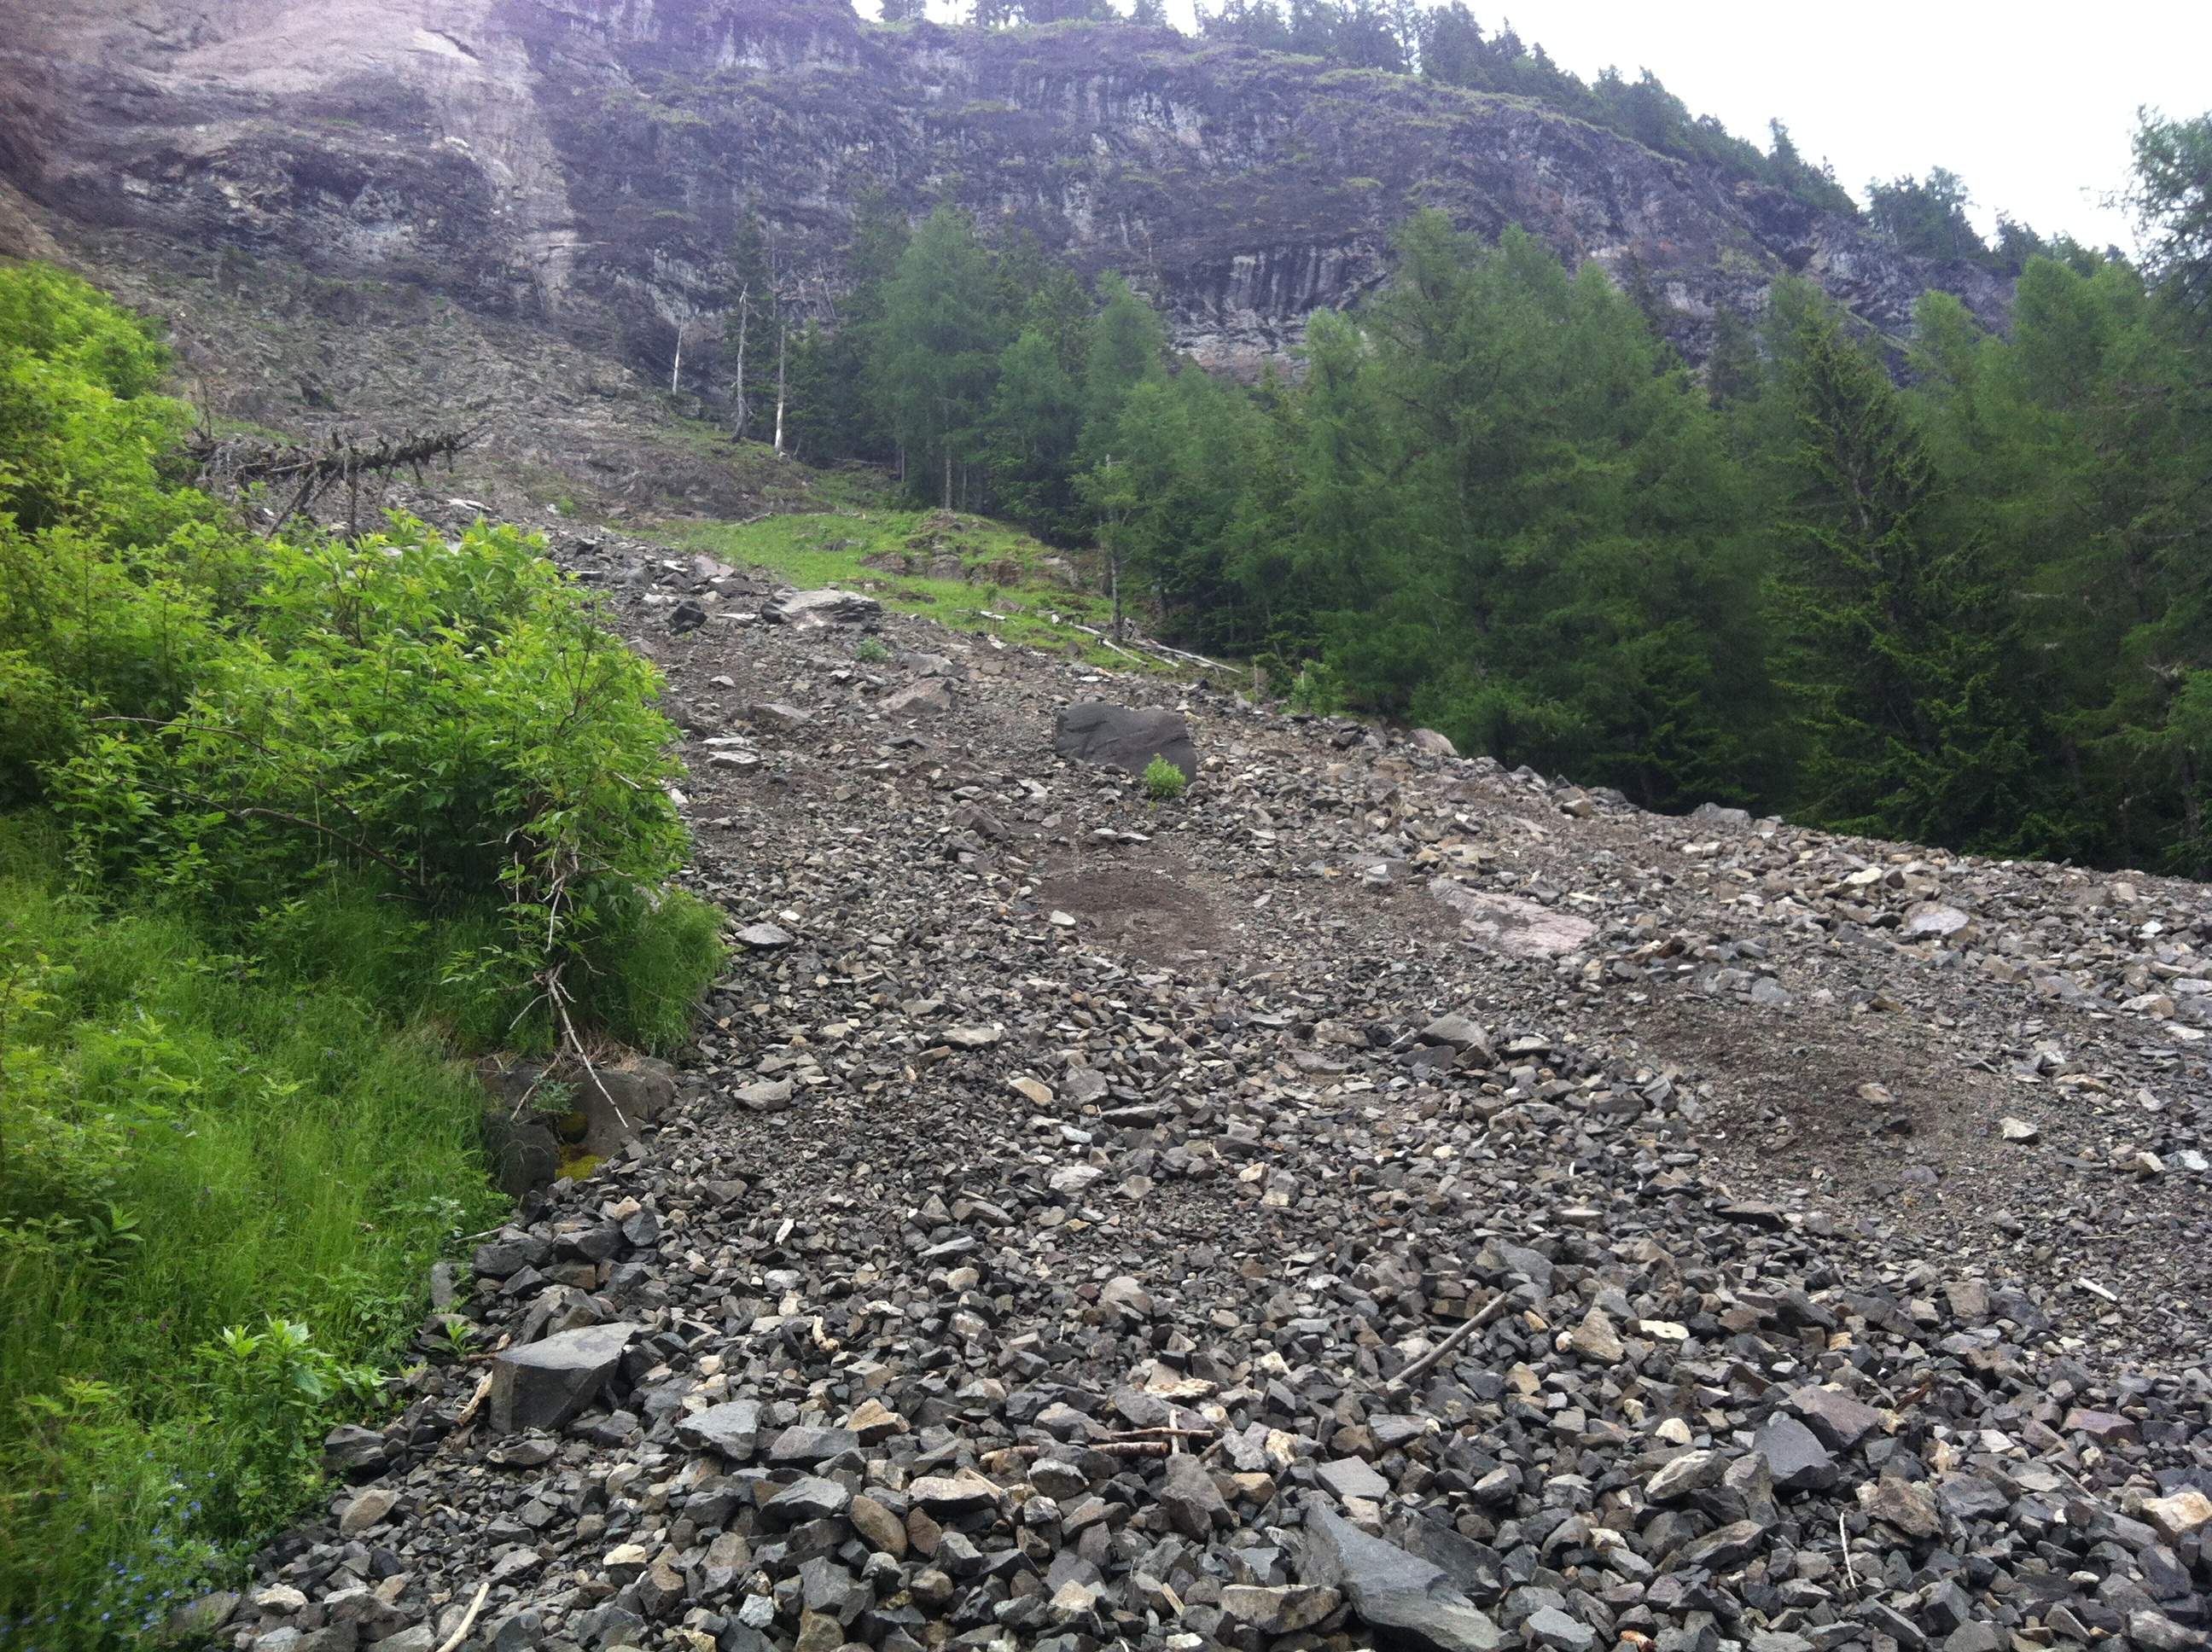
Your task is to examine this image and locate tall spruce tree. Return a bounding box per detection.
[867,206,1008,506]
[1771,305,2037,846]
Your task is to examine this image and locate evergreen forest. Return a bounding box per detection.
[770,108,2212,875]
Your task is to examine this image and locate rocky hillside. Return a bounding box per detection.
[188,510,2210,1652]
[2,0,2005,413]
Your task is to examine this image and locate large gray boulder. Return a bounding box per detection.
[1053,701,1196,781]
[1299,1506,1505,1652]
[764,588,882,627]
[489,1321,642,1434]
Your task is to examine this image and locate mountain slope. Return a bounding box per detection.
[208,505,2212,1651]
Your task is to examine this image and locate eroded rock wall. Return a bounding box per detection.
[0,0,2007,399]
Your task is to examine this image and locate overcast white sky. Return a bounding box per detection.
[859,2,2212,250]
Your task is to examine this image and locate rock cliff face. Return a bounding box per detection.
[0,0,2006,399]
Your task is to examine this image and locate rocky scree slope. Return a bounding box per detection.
[0,0,2007,400]
[207,524,2211,1652]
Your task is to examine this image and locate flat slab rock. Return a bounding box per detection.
[1427,877,1598,958]
[763,587,882,626]
[1299,1504,1505,1652]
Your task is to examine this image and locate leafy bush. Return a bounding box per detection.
[0,262,721,1051]
[189,1318,381,1543]
[853,636,892,663]
[0,855,504,1642]
[0,263,726,1642]
[1284,660,1347,717]
[1143,753,1188,801]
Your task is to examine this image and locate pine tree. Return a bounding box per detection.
[1072,273,1167,478]
[866,206,1009,506]
[986,326,1081,532]
[1770,305,2037,846]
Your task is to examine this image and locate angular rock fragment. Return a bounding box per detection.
[488,1321,641,1434]
[765,588,882,626]
[1053,701,1196,780]
[1300,1507,1505,1652]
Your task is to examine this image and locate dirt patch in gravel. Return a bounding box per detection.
[1035,863,1226,964]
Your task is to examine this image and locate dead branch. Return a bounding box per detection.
[189,426,481,534]
[1386,1292,1511,1393]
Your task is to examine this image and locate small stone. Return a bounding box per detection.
[1526,1604,1598,1652]
[736,922,795,950]
[1788,1385,1883,1451]
[1646,1450,1729,1502]
[734,1077,794,1111]
[2141,1487,2212,1540]
[1566,1307,1623,1362]
[2062,1406,2138,1444]
[767,1424,859,1464]
[764,1475,852,1524]
[1220,1584,1342,1635]
[2000,1116,2039,1143]
[337,1487,399,1537]
[1857,1475,1940,1539]
[848,1493,907,1557]
[1158,1452,1227,1539]
[2128,1611,2198,1652]
[1317,1456,1392,1503]
[908,1468,1000,1514]
[845,1396,905,1443]
[1750,1414,1837,1492]
[675,1399,761,1459]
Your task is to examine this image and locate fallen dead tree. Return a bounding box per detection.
[189,425,480,536]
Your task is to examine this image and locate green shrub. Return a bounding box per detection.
[853,636,892,664]
[1143,754,1187,801]
[0,261,729,1643]
[1286,660,1347,717]
[0,262,722,1050]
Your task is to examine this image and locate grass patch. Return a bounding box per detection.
[0,820,508,1644]
[666,508,1181,673]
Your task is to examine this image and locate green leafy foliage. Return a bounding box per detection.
[1142,754,1187,801]
[0,263,725,1642]
[0,858,504,1643]
[0,262,721,1050]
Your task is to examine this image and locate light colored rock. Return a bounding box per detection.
[1427,879,1596,959]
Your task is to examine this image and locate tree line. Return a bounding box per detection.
[767,111,2209,875]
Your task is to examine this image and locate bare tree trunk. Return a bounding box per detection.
[773,321,788,458]
[731,288,750,439]
[1110,540,1126,642]
[943,445,952,511]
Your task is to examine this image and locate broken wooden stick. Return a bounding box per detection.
[1387,1292,1511,1393]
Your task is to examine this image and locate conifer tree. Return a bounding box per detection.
[867,206,1008,505]
[1770,305,2037,846]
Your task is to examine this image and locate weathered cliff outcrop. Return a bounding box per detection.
[0,0,2005,406]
